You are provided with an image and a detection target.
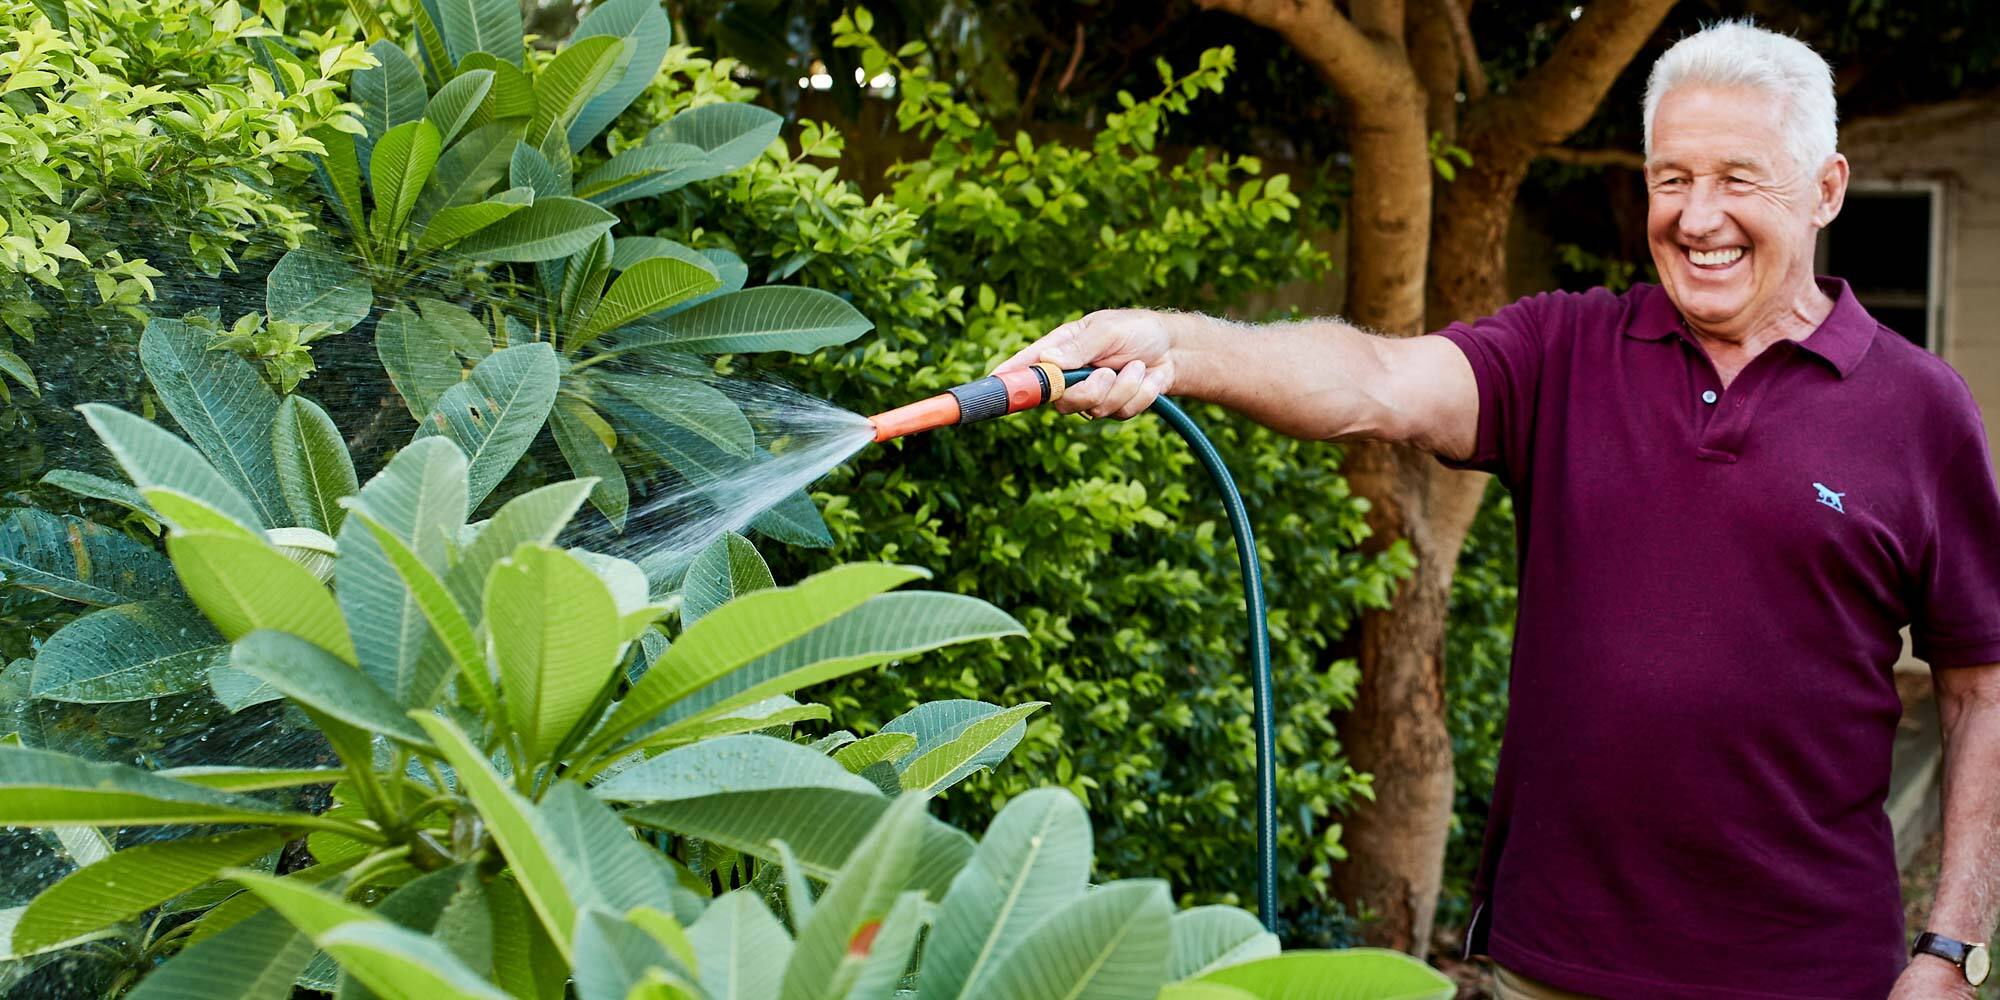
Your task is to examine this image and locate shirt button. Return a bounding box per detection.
[1701,390,1719,404]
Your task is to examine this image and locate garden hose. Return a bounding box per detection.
[867,367,1280,930]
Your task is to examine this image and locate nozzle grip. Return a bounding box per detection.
[948,376,1012,423]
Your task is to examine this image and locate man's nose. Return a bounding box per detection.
[1679,179,1726,239]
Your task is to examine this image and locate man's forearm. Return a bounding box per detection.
[1926,668,2000,946]
[1167,313,1427,444]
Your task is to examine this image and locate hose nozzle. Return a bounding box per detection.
[868,361,1068,442]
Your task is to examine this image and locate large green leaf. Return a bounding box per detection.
[418,297,494,359]
[558,234,614,336]
[613,286,874,356]
[607,238,718,277]
[548,397,628,530]
[526,36,625,148]
[415,186,533,252]
[687,891,791,1000]
[597,370,753,457]
[231,631,432,749]
[780,793,930,1000]
[640,592,1025,744]
[414,714,576,960]
[444,479,591,616]
[353,41,428,176]
[460,53,537,127]
[38,469,152,519]
[487,876,568,1000]
[310,125,366,235]
[573,257,720,349]
[749,486,834,550]
[539,783,689,922]
[412,121,523,225]
[1182,950,1457,1000]
[414,342,559,513]
[0,744,313,827]
[436,0,522,68]
[369,119,444,245]
[450,196,614,262]
[679,532,770,627]
[509,142,568,198]
[168,531,355,662]
[265,248,372,333]
[920,788,1092,1000]
[591,564,927,752]
[974,879,1173,1000]
[425,69,494,147]
[273,396,359,534]
[574,142,706,207]
[124,908,314,1000]
[346,510,495,717]
[0,507,175,606]
[567,0,671,151]
[487,544,623,763]
[597,735,973,898]
[157,766,344,793]
[234,872,512,999]
[895,701,1046,795]
[646,103,783,182]
[377,304,463,421]
[337,436,467,705]
[572,908,698,1000]
[13,830,286,955]
[1167,907,1281,983]
[139,319,288,526]
[29,599,221,703]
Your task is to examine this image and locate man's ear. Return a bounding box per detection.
[1814,153,1850,228]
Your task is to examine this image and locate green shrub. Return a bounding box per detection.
[609,19,1412,940]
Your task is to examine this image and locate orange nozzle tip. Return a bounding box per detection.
[867,393,962,442]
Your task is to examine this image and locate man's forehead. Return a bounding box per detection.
[1648,152,1772,173]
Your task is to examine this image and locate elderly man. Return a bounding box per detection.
[998,21,2000,1000]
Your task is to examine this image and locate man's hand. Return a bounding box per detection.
[1887,955,1978,1000]
[993,309,1185,419]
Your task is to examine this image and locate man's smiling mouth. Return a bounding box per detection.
[1685,246,1746,268]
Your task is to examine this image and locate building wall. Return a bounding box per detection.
[1841,99,2000,478]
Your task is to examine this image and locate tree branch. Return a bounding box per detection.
[1540,145,1645,169]
[1194,0,1401,102]
[1502,0,1676,143]
[1441,0,1486,99]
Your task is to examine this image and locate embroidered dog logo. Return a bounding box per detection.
[1813,482,1845,513]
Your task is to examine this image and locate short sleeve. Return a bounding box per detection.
[1913,429,2000,668]
[1430,294,1555,486]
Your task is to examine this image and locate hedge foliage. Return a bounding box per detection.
[609,24,1413,941]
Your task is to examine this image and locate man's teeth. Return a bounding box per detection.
[1688,247,1744,266]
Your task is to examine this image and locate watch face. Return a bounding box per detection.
[1967,944,1990,987]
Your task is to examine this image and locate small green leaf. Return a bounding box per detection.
[377,304,463,421]
[897,702,1046,795]
[412,120,523,226]
[488,544,624,764]
[230,630,432,749]
[273,396,359,534]
[526,36,626,148]
[572,257,720,348]
[415,186,533,252]
[645,103,783,181]
[413,342,560,513]
[168,531,355,662]
[547,398,628,530]
[426,69,494,146]
[369,119,445,247]
[679,532,771,627]
[265,248,372,333]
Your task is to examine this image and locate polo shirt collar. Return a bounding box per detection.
[1622,277,1875,378]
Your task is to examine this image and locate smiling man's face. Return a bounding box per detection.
[1645,85,1846,342]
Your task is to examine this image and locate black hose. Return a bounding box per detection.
[1063,370,1279,930]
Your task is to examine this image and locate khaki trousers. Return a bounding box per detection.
[1491,963,1604,1000]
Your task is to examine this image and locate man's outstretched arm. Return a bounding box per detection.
[993,309,1481,461]
[1894,662,2000,999]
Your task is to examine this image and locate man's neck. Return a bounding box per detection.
[1686,278,1836,387]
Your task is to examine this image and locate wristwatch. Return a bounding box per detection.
[1913,931,1991,986]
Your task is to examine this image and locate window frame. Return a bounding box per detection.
[1819,177,1947,353]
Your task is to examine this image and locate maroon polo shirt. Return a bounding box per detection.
[1435,279,2000,999]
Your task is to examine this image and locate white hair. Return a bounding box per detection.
[1643,19,1839,173]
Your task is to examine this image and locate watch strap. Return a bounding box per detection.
[1915,931,1972,967]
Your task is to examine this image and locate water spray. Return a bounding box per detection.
[868,366,1280,930]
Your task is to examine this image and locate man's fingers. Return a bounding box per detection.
[994,315,1111,374]
[1089,360,1147,419]
[1055,365,1116,414]
[1113,376,1162,419]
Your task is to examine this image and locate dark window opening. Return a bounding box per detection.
[1818,188,1938,350]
